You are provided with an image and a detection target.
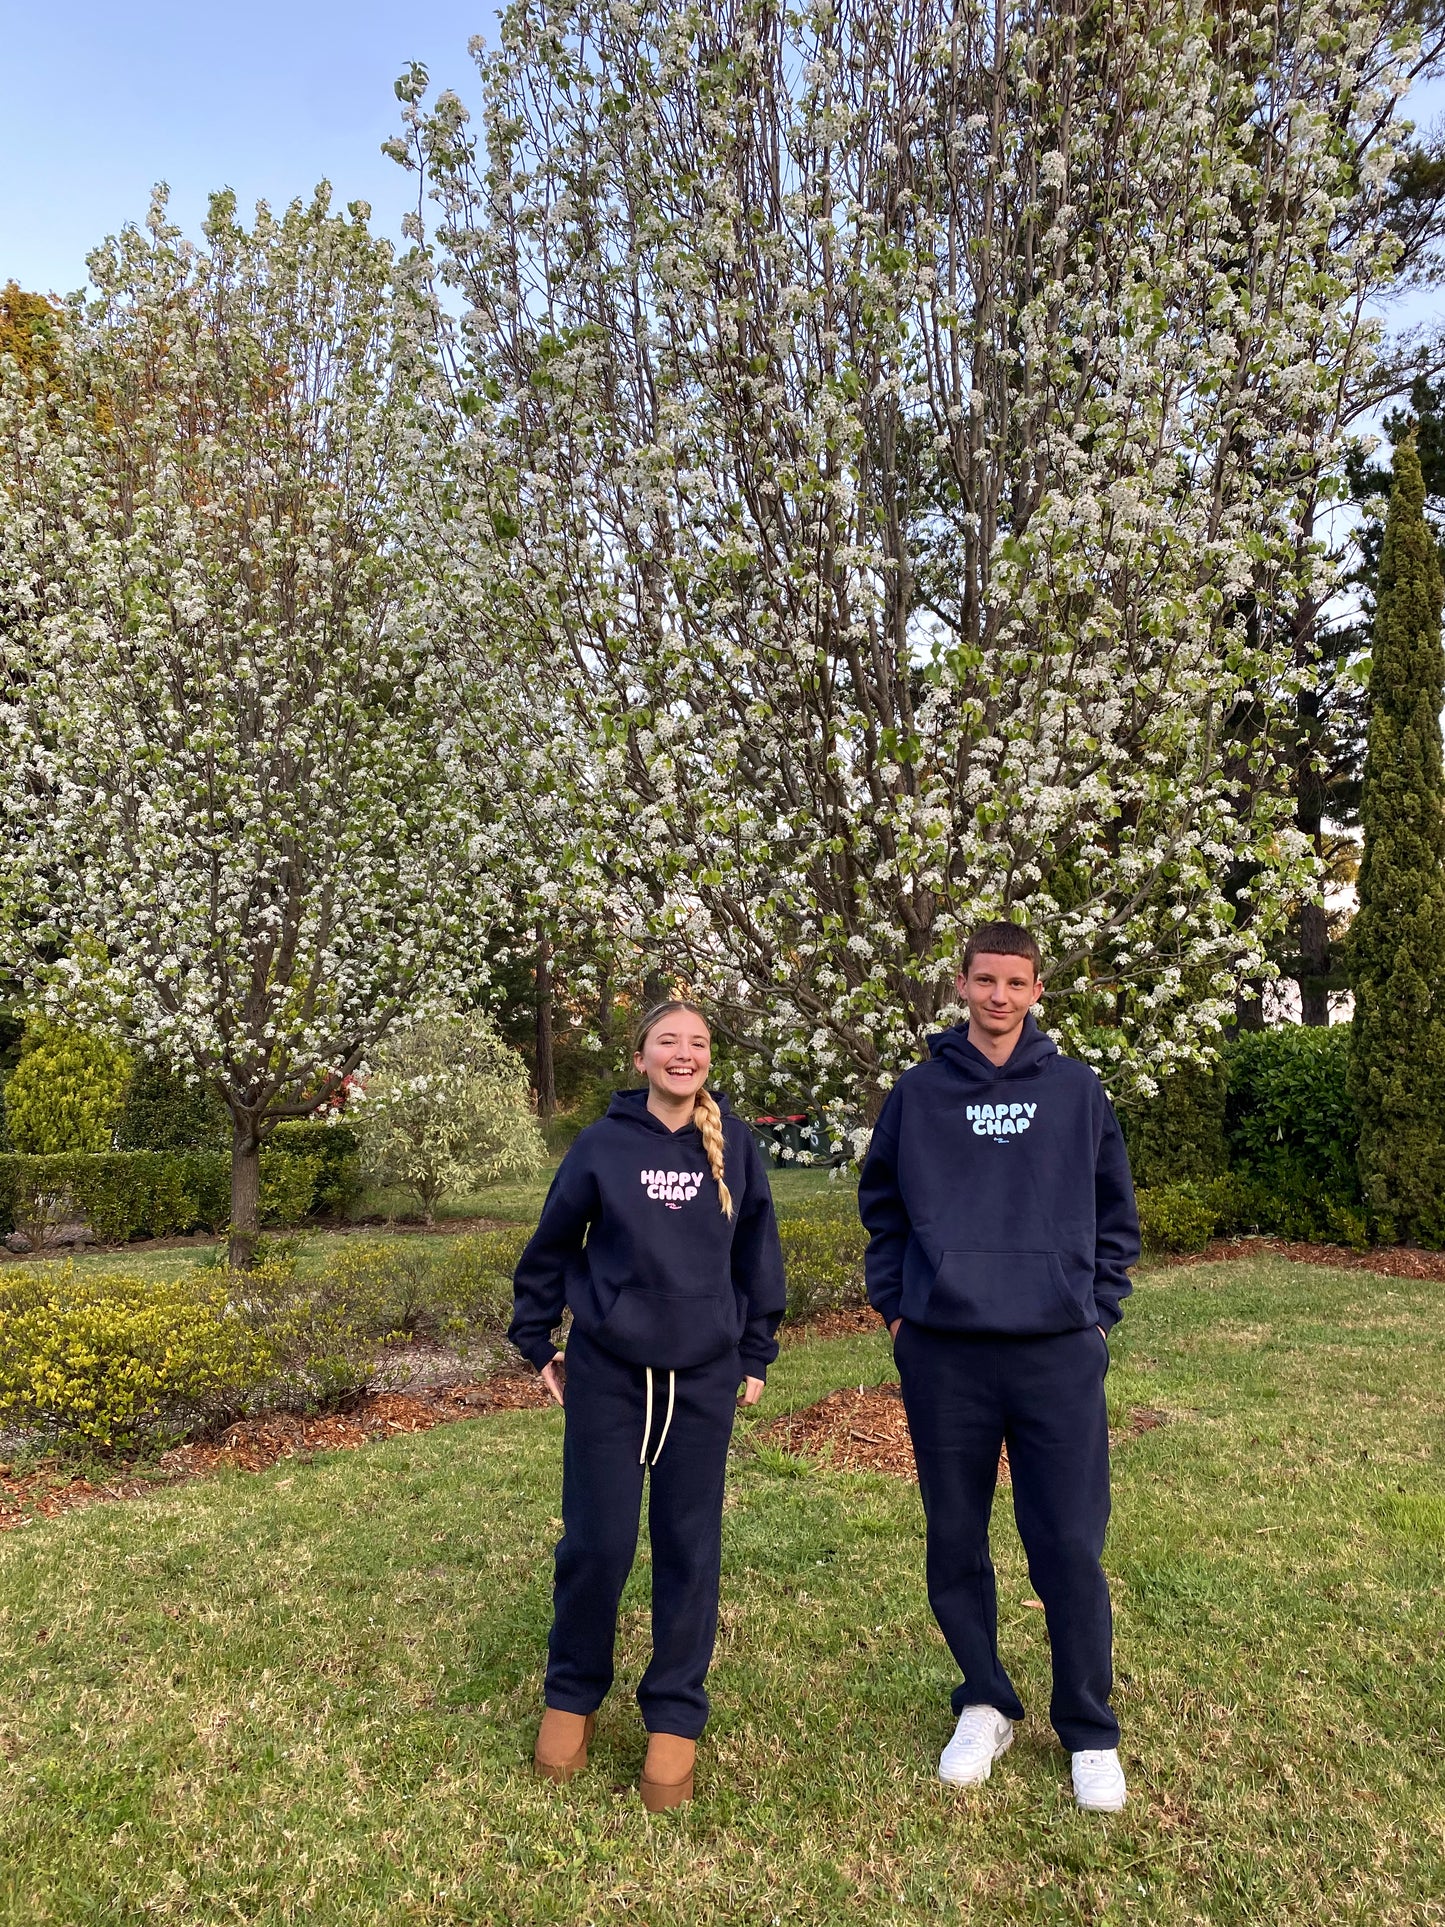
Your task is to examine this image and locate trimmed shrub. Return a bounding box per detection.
[0,1264,267,1450]
[1117,1061,1229,1188]
[1135,1183,1220,1255]
[3,1019,130,1154]
[257,1148,321,1227]
[0,1152,229,1242]
[115,1060,228,1151]
[1224,1026,1358,1199]
[1135,1171,1370,1256]
[268,1120,363,1218]
[0,1149,327,1244]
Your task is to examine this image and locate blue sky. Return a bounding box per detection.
[3,6,1442,340]
[2,3,499,297]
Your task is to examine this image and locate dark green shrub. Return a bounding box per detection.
[268,1120,363,1218]
[1136,1169,1370,1253]
[0,1149,331,1244]
[1117,1060,1229,1188]
[115,1060,229,1151]
[1224,1027,1358,1199]
[1348,436,1445,1246]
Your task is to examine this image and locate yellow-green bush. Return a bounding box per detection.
[0,1265,268,1450]
[3,1020,131,1155]
[777,1216,868,1321]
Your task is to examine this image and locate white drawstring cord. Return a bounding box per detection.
[651,1370,676,1465]
[640,1365,654,1466]
[639,1366,677,1467]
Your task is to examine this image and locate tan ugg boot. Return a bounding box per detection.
[639,1733,696,1811]
[533,1708,596,1783]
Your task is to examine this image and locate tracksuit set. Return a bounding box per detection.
[509,1021,1139,1754]
[508,1089,786,1738]
[860,1015,1140,1750]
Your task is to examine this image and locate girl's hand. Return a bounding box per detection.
[540,1357,565,1406]
[738,1376,765,1406]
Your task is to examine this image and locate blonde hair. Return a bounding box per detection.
[633,999,734,1219]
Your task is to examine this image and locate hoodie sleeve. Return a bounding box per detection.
[858,1085,909,1329]
[507,1146,598,1371]
[1093,1096,1140,1330]
[731,1131,787,1378]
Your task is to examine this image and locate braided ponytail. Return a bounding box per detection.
[634,998,733,1219]
[693,1087,734,1220]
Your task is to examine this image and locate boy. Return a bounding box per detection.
[859,922,1139,1811]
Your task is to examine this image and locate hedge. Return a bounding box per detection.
[0,1135,356,1245]
[1117,1061,1229,1189]
[1223,1026,1357,1197]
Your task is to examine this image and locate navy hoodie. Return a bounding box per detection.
[859,1015,1139,1335]
[508,1088,787,1376]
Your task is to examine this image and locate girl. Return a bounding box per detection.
[508,1001,787,1810]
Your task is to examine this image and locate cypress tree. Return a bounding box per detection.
[1348,435,1445,1244]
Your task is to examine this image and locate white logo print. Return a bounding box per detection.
[642,1167,703,1210]
[967,1101,1037,1143]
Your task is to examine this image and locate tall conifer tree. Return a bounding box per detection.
[1349,436,1445,1243]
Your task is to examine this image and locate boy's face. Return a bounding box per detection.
[957,952,1044,1039]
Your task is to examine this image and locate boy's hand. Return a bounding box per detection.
[540,1356,565,1406]
[889,1319,902,1339]
[739,1376,765,1406]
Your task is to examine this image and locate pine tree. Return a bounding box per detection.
[1349,435,1445,1244]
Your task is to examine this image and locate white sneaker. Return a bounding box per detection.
[1072,1747,1127,1811]
[938,1704,1014,1786]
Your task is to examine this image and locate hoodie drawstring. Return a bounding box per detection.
[639,1366,677,1467]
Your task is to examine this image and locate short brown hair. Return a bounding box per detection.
[961,921,1043,978]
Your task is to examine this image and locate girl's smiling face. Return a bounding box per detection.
[634,1012,712,1102]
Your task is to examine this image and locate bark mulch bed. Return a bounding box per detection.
[0,1371,551,1534]
[1162,1235,1445,1280]
[759,1385,1175,1484]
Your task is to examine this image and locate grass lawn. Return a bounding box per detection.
[1,1254,1441,1926]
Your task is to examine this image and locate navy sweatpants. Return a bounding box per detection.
[894,1320,1118,1751]
[544,1330,741,1739]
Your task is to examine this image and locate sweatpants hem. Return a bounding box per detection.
[544,1691,605,1716]
[640,1711,708,1740]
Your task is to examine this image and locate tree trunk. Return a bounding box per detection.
[1298,897,1332,1026]
[229,1110,262,1270]
[535,935,557,1121]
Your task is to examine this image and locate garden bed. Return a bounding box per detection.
[761,1385,1175,1483]
[1160,1234,1445,1279]
[0,1367,552,1533]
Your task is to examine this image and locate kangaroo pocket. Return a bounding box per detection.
[912,1249,1087,1334]
[592,1284,736,1368]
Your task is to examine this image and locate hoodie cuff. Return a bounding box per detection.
[737,1352,770,1382]
[868,1289,903,1330]
[519,1337,563,1372]
[1093,1303,1122,1333]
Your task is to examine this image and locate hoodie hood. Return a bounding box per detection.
[604,1087,736,1137]
[926,1012,1059,1083]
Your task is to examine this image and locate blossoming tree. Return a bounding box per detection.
[0,188,495,1262]
[395,0,1423,1134]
